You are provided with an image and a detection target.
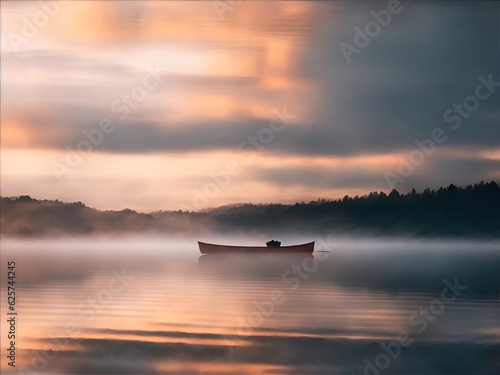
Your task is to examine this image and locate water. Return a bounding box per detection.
[1,237,499,374]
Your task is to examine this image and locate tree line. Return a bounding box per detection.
[1,181,498,237]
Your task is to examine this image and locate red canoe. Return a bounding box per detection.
[198,241,315,254]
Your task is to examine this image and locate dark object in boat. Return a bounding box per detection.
[266,240,281,247]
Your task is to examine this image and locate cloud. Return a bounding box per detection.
[3,3,500,159]
[245,153,499,193]
[399,154,500,191]
[250,164,386,190]
[294,2,500,155]
[29,336,500,374]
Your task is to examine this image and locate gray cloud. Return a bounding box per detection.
[399,155,500,191]
[250,164,386,190]
[4,3,500,158]
[292,2,500,155]
[29,336,500,374]
[234,155,498,193]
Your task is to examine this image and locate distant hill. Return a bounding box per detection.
[198,203,269,216]
[0,196,158,237]
[1,181,499,238]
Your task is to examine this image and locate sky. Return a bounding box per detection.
[1,1,499,212]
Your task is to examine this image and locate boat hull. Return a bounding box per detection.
[198,241,315,255]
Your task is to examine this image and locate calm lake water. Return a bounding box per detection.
[1,237,499,374]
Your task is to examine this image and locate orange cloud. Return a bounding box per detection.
[1,117,32,147]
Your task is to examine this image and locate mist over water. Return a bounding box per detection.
[1,236,498,374]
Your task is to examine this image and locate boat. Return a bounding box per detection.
[198,240,315,254]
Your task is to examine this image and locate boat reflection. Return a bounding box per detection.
[198,253,317,275]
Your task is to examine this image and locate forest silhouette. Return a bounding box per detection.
[1,181,498,237]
